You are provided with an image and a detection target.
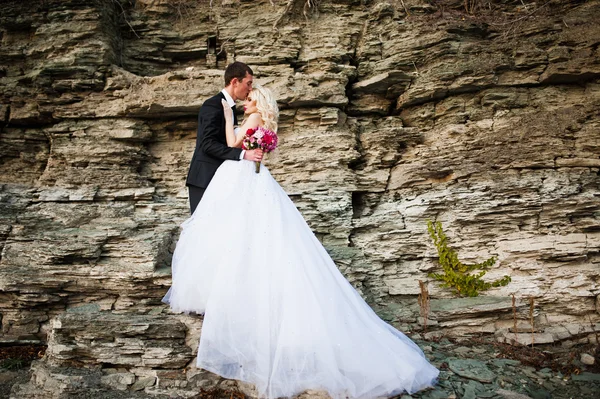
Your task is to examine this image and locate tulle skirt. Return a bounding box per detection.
[163,160,439,399]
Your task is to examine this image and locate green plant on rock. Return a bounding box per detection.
[0,358,26,370]
[427,220,511,297]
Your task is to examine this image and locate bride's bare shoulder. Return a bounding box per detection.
[245,112,263,127]
[247,112,262,121]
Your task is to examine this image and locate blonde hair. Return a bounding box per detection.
[251,85,279,132]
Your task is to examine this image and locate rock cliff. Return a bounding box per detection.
[1,0,599,397]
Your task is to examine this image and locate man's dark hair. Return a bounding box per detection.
[224,62,253,86]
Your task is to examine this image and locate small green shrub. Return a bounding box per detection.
[0,358,26,370]
[427,220,511,297]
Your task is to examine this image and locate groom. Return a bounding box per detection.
[186,61,264,214]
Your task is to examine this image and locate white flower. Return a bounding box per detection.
[254,130,264,139]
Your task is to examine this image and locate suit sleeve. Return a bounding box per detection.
[198,104,243,161]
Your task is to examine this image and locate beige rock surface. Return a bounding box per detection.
[1,0,599,397]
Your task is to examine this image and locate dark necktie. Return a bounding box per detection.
[232,106,238,126]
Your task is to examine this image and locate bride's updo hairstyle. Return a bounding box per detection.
[251,85,279,132]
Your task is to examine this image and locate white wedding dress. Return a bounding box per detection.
[162,159,439,399]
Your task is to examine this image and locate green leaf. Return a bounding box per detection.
[426,219,511,297]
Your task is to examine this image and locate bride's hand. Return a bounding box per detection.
[221,99,233,119]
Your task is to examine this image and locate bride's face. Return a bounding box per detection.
[243,94,258,115]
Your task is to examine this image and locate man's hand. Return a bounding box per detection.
[244,149,264,162]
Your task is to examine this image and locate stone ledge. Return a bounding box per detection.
[45,312,193,369]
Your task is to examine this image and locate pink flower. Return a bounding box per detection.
[241,126,278,153]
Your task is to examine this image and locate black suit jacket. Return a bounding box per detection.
[186,92,243,189]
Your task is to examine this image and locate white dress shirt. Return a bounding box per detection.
[221,89,245,160]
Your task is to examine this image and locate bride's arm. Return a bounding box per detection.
[234,113,262,147]
[221,100,238,147]
[221,101,262,148]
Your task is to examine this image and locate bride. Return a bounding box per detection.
[162,85,439,399]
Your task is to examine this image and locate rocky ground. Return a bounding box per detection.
[3,337,599,399]
[1,0,599,347]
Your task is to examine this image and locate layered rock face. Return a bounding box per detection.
[1,0,599,395]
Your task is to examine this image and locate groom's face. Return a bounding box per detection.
[232,73,253,101]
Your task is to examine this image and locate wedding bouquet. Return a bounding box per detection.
[242,126,278,173]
